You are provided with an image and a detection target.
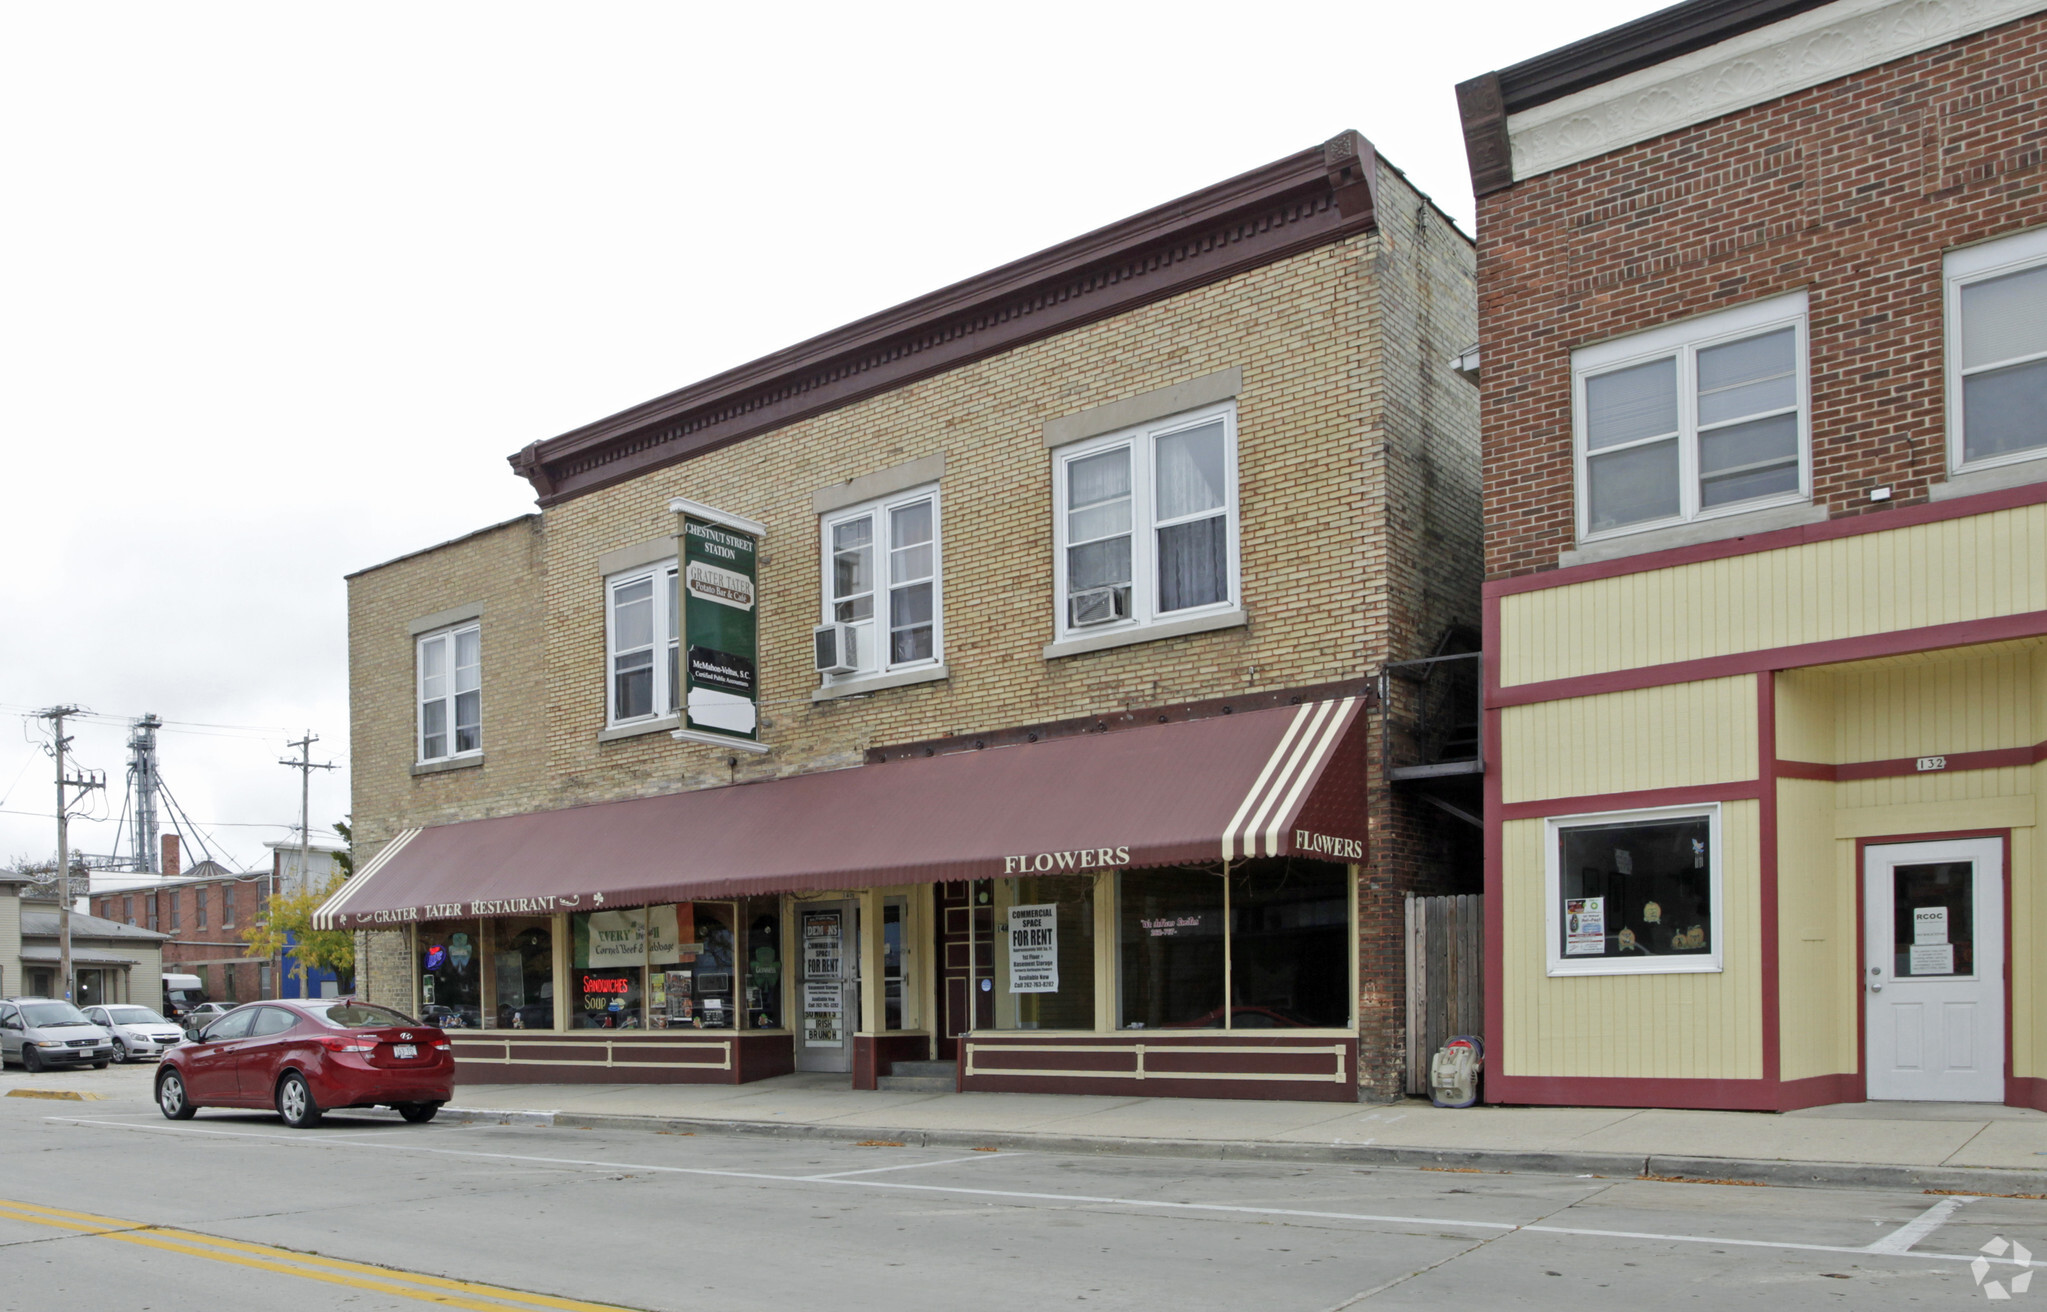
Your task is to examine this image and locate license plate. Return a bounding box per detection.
[393,1044,417,1059]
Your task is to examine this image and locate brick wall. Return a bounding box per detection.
[1478,11,2047,581]
[100,877,273,1000]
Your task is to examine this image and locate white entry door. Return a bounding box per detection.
[1863,838,2004,1102]
[794,904,857,1074]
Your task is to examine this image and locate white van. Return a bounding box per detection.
[161,974,206,1021]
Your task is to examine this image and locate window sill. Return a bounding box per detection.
[412,755,484,777]
[598,714,680,744]
[1546,958,1723,978]
[1043,607,1246,660]
[1559,501,1826,568]
[812,664,950,702]
[1931,452,2047,501]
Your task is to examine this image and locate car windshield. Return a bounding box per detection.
[107,1007,168,1025]
[307,1002,418,1029]
[20,1002,93,1027]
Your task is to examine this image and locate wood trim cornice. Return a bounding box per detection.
[510,132,1381,506]
[1779,742,2047,782]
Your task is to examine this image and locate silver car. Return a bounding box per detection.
[84,1004,185,1063]
[0,998,114,1072]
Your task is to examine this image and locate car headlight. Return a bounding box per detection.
[36,1040,67,1048]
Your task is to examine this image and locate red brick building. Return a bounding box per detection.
[94,836,273,1004]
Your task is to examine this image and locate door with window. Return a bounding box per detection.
[1864,838,2004,1102]
[795,905,857,1073]
[936,881,993,1060]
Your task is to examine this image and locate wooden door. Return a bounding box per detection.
[936,881,992,1060]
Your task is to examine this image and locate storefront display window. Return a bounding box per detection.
[492,917,555,1029]
[1118,869,1224,1029]
[883,896,912,1030]
[995,876,1095,1029]
[1229,862,1349,1028]
[419,920,483,1028]
[1547,807,1720,976]
[658,903,737,1030]
[744,899,783,1030]
[572,909,646,1027]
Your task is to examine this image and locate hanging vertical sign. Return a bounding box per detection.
[670,497,768,751]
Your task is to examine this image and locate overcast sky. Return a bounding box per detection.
[0,0,1650,875]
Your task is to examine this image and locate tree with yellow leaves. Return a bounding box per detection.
[243,870,356,997]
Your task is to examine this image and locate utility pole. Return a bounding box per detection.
[278,732,336,999]
[40,706,104,1005]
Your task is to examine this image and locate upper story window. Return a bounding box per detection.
[417,622,481,763]
[1573,291,1808,541]
[1948,227,2047,473]
[1053,402,1238,641]
[607,562,679,725]
[819,486,942,682]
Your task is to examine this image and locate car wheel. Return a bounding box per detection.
[276,1072,322,1129]
[111,1040,130,1064]
[157,1070,196,1120]
[397,1102,441,1124]
[91,1061,108,1070]
[22,1046,43,1074]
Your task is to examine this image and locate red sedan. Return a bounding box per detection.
[155,999,454,1128]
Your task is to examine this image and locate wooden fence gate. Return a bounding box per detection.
[1404,893,1483,1096]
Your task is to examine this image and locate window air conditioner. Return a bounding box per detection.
[1068,585,1131,628]
[813,623,859,675]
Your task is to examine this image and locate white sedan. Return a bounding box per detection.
[84,1005,187,1063]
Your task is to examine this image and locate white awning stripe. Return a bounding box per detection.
[313,828,420,929]
[1258,696,1358,857]
[1218,703,1317,862]
[1239,698,1339,858]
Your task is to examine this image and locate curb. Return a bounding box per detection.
[5,1089,109,1102]
[438,1104,2047,1194]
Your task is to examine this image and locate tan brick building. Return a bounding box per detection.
[1460,0,2047,1109]
[332,131,1480,1101]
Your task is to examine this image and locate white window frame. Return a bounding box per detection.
[1051,400,1240,643]
[1572,291,1810,544]
[1544,803,1723,978]
[604,561,680,728]
[1945,226,2047,475]
[817,483,943,686]
[415,621,483,764]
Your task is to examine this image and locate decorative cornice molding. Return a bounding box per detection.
[509,132,1380,506]
[1505,0,2047,182]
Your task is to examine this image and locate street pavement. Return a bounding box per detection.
[4,1064,2047,1309]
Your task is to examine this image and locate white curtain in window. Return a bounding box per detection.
[1154,423,1227,612]
[1586,358,1677,448]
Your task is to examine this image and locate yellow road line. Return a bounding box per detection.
[0,1197,640,1312]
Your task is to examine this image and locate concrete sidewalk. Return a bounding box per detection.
[445,1073,2047,1194]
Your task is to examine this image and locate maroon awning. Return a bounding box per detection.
[315,695,1368,930]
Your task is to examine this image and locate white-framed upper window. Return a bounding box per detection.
[1947,226,2047,473]
[1573,291,1808,542]
[1052,401,1238,640]
[606,562,679,725]
[416,622,481,762]
[1544,804,1722,978]
[820,485,942,681]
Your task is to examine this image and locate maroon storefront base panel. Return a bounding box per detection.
[449,1032,796,1086]
[317,697,1369,929]
[963,1033,1359,1103]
